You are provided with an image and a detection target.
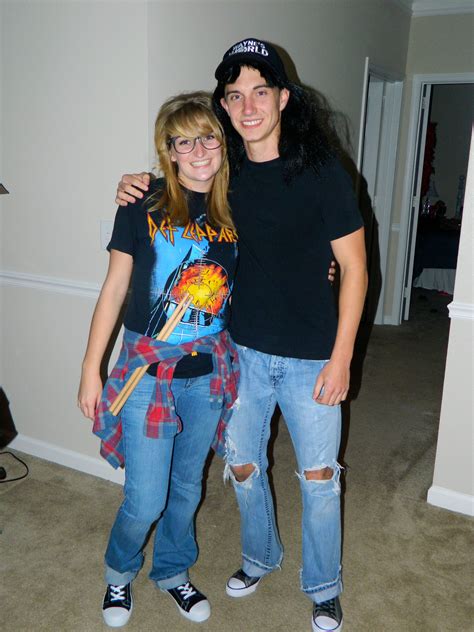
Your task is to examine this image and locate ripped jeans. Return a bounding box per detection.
[225,344,343,604]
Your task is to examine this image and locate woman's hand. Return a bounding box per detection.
[116,172,150,206]
[77,369,103,420]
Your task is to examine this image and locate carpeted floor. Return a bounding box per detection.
[1,289,472,631]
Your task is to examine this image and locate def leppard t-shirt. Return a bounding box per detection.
[108,179,238,377]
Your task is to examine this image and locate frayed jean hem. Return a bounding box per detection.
[301,569,343,604]
[242,552,283,578]
[104,563,140,586]
[154,570,189,590]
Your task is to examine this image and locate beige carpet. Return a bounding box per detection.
[1,289,472,631]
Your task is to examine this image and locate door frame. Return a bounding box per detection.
[392,72,474,325]
[357,58,403,324]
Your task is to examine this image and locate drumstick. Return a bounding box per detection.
[108,293,193,416]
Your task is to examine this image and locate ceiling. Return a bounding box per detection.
[394,0,474,16]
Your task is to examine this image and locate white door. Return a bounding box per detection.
[402,83,432,320]
[361,76,384,323]
[359,66,403,324]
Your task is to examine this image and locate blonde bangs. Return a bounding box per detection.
[169,108,224,145]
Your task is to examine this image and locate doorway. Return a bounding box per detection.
[393,72,474,324]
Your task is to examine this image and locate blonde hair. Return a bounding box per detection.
[150,91,234,230]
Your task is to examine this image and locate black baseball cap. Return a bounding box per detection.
[215,37,288,83]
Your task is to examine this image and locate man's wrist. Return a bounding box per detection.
[329,349,352,366]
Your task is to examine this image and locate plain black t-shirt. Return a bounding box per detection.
[108,179,238,377]
[227,156,363,360]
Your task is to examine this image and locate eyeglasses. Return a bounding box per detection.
[168,134,222,154]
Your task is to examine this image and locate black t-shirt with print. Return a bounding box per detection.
[108,179,238,377]
[227,156,363,360]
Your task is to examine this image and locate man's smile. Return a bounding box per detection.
[241,119,263,127]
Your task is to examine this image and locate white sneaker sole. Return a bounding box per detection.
[311,615,343,632]
[226,578,261,598]
[164,593,211,623]
[102,603,133,628]
[174,603,210,623]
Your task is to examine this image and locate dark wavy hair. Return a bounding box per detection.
[212,61,346,182]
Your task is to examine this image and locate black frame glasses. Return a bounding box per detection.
[168,134,222,154]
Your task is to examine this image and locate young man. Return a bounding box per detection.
[116,38,367,632]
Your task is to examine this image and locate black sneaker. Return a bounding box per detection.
[226,568,262,598]
[102,583,133,628]
[165,581,211,622]
[312,596,343,632]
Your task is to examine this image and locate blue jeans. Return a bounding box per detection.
[105,371,221,589]
[225,344,343,604]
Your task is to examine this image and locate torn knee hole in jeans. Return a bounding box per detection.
[305,466,333,481]
[223,461,259,488]
[297,462,342,485]
[223,436,259,486]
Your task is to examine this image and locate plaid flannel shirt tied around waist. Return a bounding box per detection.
[93,328,239,469]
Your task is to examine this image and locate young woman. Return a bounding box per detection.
[78,92,239,628]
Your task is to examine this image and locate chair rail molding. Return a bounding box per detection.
[0,269,100,299]
[448,301,474,321]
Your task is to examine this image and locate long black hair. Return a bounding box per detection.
[212,61,346,182]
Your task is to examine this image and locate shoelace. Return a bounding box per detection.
[176,582,197,600]
[318,598,337,617]
[109,585,127,602]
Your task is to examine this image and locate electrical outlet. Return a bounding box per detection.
[100,220,114,250]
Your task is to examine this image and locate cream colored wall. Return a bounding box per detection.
[1,1,149,282]
[0,6,4,386]
[428,130,473,515]
[0,1,148,478]
[1,0,410,479]
[384,13,474,321]
[147,0,410,164]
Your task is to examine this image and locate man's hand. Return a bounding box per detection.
[312,359,349,406]
[328,260,337,283]
[116,172,150,206]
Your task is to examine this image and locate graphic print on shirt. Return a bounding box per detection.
[145,212,237,343]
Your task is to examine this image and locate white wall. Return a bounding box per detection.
[0,5,4,387]
[1,1,149,282]
[1,0,410,480]
[147,0,410,163]
[1,1,148,480]
[430,84,474,217]
[428,130,474,516]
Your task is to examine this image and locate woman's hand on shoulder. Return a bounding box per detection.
[116,172,151,206]
[77,369,103,420]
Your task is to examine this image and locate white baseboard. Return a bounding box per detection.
[9,434,124,485]
[427,485,474,517]
[382,313,397,326]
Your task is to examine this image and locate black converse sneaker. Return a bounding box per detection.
[102,583,133,628]
[165,581,211,623]
[226,568,262,598]
[312,596,343,632]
